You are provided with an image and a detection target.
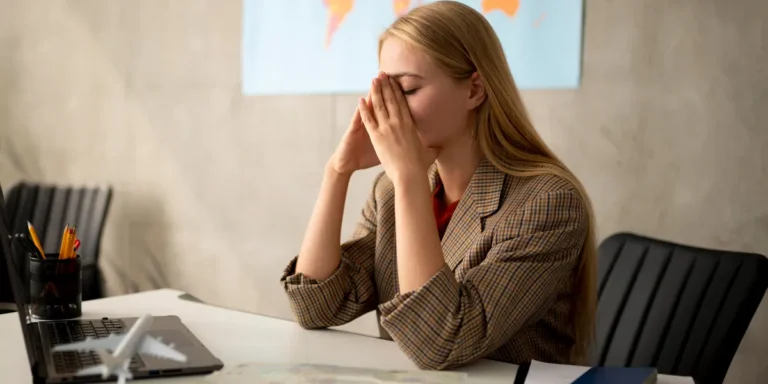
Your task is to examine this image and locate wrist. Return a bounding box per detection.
[325,161,354,181]
[391,170,429,192]
[325,159,355,177]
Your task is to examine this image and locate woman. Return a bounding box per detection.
[280,1,597,371]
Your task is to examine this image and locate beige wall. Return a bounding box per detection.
[1,0,766,382]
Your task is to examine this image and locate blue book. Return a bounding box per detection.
[572,366,657,384]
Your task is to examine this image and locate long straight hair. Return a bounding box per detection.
[379,1,597,363]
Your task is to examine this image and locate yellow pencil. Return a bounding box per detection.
[59,224,70,258]
[64,227,75,259]
[27,221,46,259]
[68,226,78,259]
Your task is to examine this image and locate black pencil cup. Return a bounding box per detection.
[28,253,82,320]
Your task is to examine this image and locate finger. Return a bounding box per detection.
[389,78,413,125]
[380,74,400,121]
[349,104,361,127]
[370,76,389,123]
[349,108,365,134]
[358,97,378,131]
[348,93,371,131]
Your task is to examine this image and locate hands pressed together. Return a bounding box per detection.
[330,72,437,185]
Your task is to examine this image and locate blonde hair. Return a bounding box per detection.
[379,1,597,363]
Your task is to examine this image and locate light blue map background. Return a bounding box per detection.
[241,0,584,95]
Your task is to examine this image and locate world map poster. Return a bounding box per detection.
[241,0,584,95]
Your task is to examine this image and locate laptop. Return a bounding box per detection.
[0,183,224,383]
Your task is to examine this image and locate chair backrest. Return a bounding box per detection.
[2,182,113,300]
[592,232,768,384]
[0,183,18,309]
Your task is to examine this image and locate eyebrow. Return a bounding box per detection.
[389,72,424,79]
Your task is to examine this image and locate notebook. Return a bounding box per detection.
[525,360,696,384]
[572,366,657,384]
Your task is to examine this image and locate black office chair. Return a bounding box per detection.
[0,183,13,314]
[592,232,768,384]
[2,182,113,301]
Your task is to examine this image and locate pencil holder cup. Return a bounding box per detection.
[28,253,82,320]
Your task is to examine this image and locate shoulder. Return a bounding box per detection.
[496,171,590,234]
[503,171,580,202]
[368,170,402,203]
[369,170,394,200]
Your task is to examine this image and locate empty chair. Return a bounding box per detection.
[0,183,14,312]
[2,181,113,301]
[593,232,768,384]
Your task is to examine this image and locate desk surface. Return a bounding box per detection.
[0,289,694,384]
[0,289,518,383]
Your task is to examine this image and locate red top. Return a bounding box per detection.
[432,181,460,239]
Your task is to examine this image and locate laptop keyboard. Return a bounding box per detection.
[47,319,145,374]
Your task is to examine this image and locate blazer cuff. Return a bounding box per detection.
[280,255,349,287]
[280,255,371,309]
[378,264,459,322]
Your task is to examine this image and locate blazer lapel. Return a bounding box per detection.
[441,193,481,271]
[439,158,506,271]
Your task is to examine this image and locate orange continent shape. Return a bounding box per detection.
[393,0,411,16]
[481,0,520,18]
[393,0,424,17]
[324,0,355,48]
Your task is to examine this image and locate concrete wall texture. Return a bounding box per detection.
[1,0,766,382]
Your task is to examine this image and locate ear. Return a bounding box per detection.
[467,72,486,110]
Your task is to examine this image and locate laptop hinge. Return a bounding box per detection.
[29,323,50,383]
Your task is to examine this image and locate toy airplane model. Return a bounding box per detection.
[51,314,188,384]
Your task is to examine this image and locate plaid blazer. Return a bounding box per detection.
[280,158,590,370]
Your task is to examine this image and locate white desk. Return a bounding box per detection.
[0,289,694,383]
[0,289,517,383]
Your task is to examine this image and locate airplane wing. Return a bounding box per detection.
[73,364,107,377]
[51,334,125,353]
[137,335,188,363]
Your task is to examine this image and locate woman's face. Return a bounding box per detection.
[378,37,475,149]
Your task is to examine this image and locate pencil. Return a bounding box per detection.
[59,224,70,258]
[69,226,78,259]
[27,222,46,259]
[64,227,75,259]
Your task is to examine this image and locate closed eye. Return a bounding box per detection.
[403,88,419,96]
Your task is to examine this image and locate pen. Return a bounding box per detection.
[15,234,42,258]
[21,235,40,257]
[71,226,78,258]
[27,222,46,259]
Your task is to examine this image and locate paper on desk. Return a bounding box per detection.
[526,360,590,383]
[196,362,468,383]
[526,360,695,384]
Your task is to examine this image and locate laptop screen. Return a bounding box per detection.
[0,183,38,372]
